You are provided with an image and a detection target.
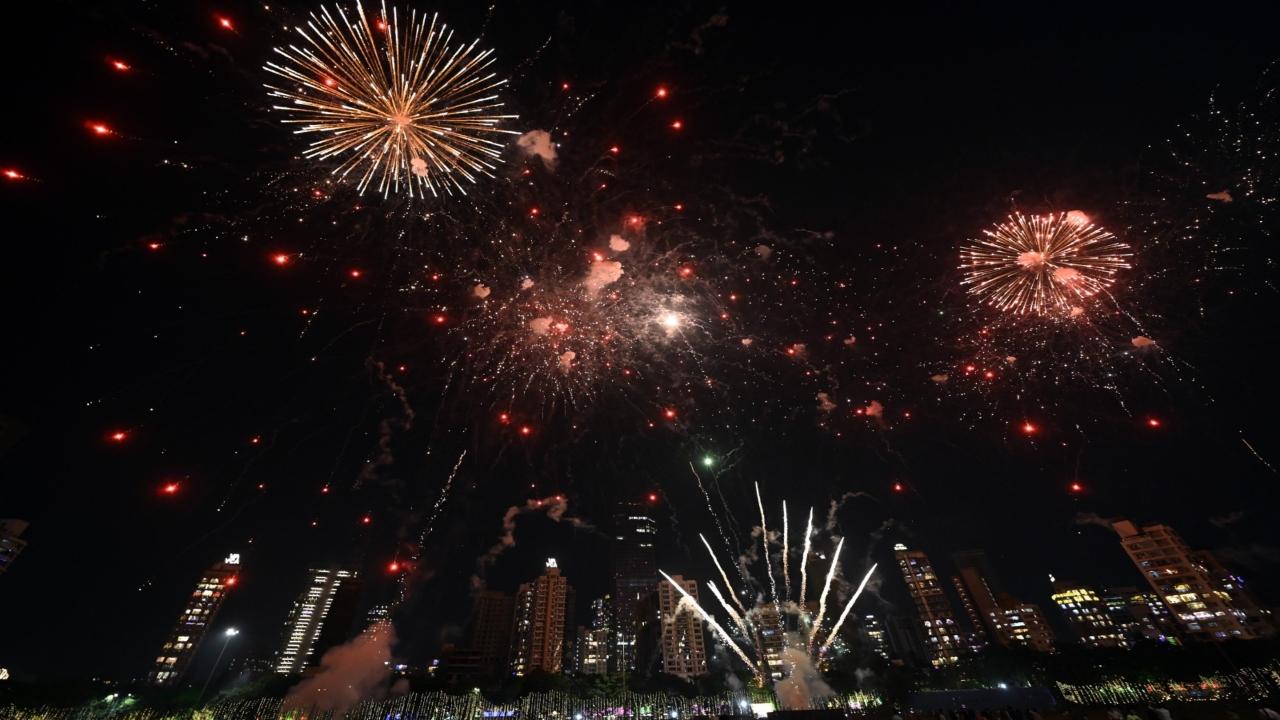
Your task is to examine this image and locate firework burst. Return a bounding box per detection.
[265,1,518,197]
[960,212,1131,317]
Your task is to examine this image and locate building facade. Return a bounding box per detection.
[894,544,963,666]
[577,595,612,674]
[1051,579,1128,649]
[274,567,360,674]
[656,575,708,678]
[613,500,657,671]
[1113,519,1274,641]
[468,590,516,677]
[148,553,241,686]
[510,559,572,676]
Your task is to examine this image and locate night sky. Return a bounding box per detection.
[2,0,1279,685]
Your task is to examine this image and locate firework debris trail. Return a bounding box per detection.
[782,500,791,601]
[755,482,784,623]
[799,507,814,603]
[808,536,844,652]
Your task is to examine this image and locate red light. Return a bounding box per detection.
[147,242,162,251]
[161,482,180,495]
[892,482,905,493]
[257,483,266,490]
[520,425,533,436]
[648,493,658,503]
[108,430,128,443]
[964,365,976,373]
[250,436,261,445]
[674,203,684,211]
[663,408,676,419]
[3,169,24,181]
[321,485,331,494]
[1022,422,1037,435]
[217,15,234,30]
[397,365,406,372]
[108,58,130,72]
[226,576,238,586]
[529,207,540,216]
[323,77,337,87]
[499,413,510,424]
[376,19,388,31]
[433,314,447,324]
[1069,482,1084,493]
[655,86,669,99]
[670,120,683,130]
[362,515,372,524]
[349,269,362,278]
[1147,417,1162,428]
[627,215,642,226]
[610,145,620,154]
[679,266,693,277]
[388,561,401,573]
[561,82,570,91]
[983,371,995,380]
[88,122,113,136]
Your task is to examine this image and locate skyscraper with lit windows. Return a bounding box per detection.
[1114,519,1274,641]
[893,544,962,666]
[1051,578,1128,648]
[510,558,572,676]
[656,575,708,678]
[148,553,241,686]
[612,500,657,671]
[274,567,361,674]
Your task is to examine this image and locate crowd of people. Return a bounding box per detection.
[879,703,1280,720]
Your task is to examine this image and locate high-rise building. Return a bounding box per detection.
[858,614,890,660]
[274,567,361,674]
[468,591,515,676]
[656,576,708,678]
[894,544,962,666]
[612,500,657,671]
[1113,520,1274,641]
[949,575,990,652]
[752,606,787,680]
[577,595,612,674]
[1101,586,1182,645]
[1050,578,1127,649]
[0,519,29,577]
[510,558,572,676]
[148,553,241,686]
[990,596,1055,652]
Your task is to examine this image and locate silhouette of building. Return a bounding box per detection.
[511,558,573,676]
[991,596,1055,652]
[1101,586,1182,645]
[894,544,962,666]
[656,575,708,678]
[274,567,361,673]
[1050,578,1128,648]
[0,519,28,577]
[467,590,515,677]
[953,550,1053,652]
[148,553,241,686]
[1114,519,1274,641]
[858,614,890,660]
[612,500,657,671]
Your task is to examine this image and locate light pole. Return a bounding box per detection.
[198,627,239,705]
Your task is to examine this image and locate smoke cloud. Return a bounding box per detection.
[473,283,491,299]
[471,496,592,590]
[773,638,834,710]
[516,130,557,170]
[609,234,631,252]
[583,258,624,296]
[282,623,399,715]
[816,392,837,413]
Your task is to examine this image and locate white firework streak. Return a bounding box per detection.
[755,482,782,618]
[660,571,760,680]
[417,449,467,547]
[782,500,791,601]
[701,534,750,616]
[819,563,878,654]
[690,463,750,589]
[707,580,752,639]
[799,507,814,605]
[808,536,845,651]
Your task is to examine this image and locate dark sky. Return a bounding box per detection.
[2,0,1279,683]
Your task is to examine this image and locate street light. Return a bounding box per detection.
[198,627,240,704]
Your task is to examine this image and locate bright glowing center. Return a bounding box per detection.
[1016,251,1047,271]
[661,313,681,329]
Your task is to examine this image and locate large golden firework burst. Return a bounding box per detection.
[960,212,1131,317]
[265,2,518,198]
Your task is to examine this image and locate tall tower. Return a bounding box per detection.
[612,500,657,671]
[953,549,1053,652]
[148,553,241,686]
[274,567,361,674]
[1050,579,1128,649]
[0,519,29,577]
[656,575,708,678]
[1113,519,1274,641]
[468,591,516,676]
[893,544,962,666]
[510,558,572,676]
[577,595,612,675]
